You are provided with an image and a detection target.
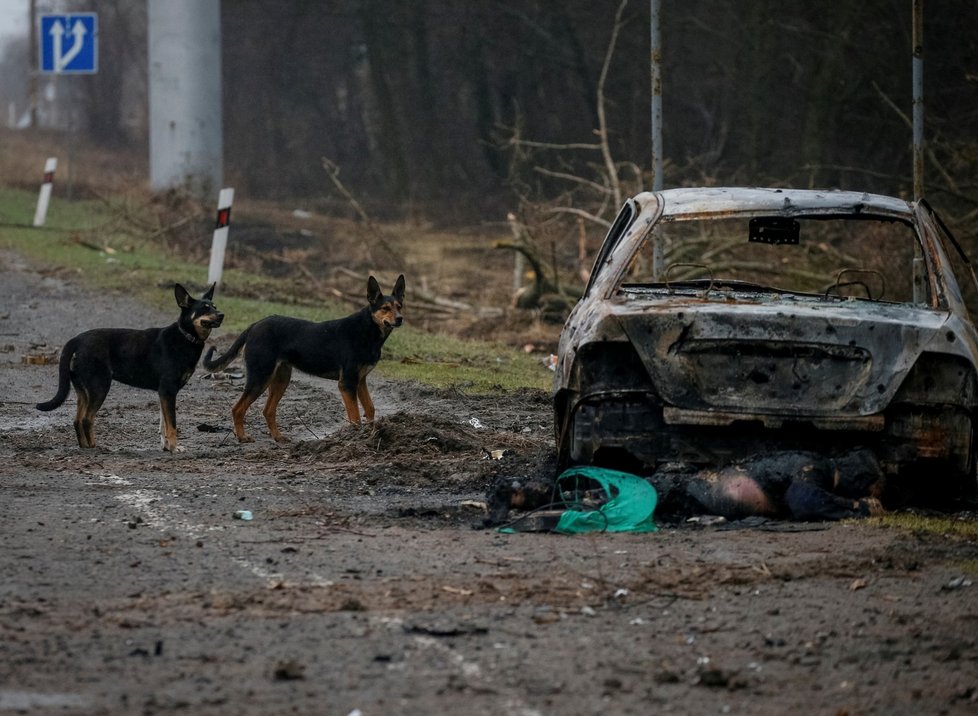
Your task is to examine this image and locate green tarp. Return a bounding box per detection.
[498,466,658,534]
[553,466,658,534]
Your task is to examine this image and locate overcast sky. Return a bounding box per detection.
[0,2,77,47]
[0,1,29,40]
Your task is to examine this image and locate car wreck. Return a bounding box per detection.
[553,187,978,509]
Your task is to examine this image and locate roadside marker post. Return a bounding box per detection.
[208,187,234,287]
[33,157,57,227]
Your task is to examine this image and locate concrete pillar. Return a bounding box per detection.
[148,0,222,196]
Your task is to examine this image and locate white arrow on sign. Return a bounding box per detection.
[50,19,88,72]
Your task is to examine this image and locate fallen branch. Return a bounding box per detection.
[333,267,471,312]
[669,261,834,287]
[70,235,114,253]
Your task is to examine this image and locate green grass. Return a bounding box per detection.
[0,187,551,392]
[869,512,978,543]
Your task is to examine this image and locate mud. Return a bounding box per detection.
[2,249,978,715]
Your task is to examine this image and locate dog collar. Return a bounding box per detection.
[178,324,204,345]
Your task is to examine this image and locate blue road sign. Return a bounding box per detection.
[39,14,98,74]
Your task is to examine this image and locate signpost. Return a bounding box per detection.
[34,13,97,212]
[39,13,98,74]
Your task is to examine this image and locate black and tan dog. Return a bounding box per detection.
[203,274,404,443]
[36,284,224,451]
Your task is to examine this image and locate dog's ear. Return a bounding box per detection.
[367,275,383,306]
[392,274,405,304]
[202,282,216,301]
[174,283,193,308]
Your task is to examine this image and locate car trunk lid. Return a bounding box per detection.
[616,296,949,416]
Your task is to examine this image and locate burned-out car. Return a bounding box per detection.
[554,187,978,499]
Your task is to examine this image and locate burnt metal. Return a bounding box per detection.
[554,187,978,502]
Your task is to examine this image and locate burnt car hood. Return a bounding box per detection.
[596,292,973,416]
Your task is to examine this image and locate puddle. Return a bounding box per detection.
[0,412,60,433]
[0,690,91,710]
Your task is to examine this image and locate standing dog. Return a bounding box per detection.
[36,284,224,451]
[203,275,404,443]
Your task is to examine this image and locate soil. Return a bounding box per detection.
[2,249,978,716]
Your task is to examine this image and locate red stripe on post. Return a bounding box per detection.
[215,207,231,229]
[43,172,55,183]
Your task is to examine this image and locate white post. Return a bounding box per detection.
[32,157,57,227]
[208,187,234,287]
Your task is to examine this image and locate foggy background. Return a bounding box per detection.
[1,0,976,224]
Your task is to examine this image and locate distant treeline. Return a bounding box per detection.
[49,1,978,219]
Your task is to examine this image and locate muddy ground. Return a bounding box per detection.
[1,249,978,716]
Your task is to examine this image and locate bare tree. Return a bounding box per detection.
[496,0,640,313]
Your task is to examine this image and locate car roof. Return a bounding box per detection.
[648,187,914,219]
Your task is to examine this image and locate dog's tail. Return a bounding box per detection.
[202,327,251,372]
[36,337,79,411]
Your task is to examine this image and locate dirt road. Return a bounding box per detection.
[1,250,977,715]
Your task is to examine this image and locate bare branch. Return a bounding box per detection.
[322,157,371,223]
[322,157,403,269]
[595,0,629,209]
[533,166,613,195]
[870,81,959,193]
[670,262,833,286]
[545,206,613,229]
[508,137,602,151]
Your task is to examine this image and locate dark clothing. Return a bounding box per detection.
[652,449,884,522]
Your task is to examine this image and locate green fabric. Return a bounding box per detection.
[553,466,658,534]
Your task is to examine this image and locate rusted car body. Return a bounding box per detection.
[554,187,978,497]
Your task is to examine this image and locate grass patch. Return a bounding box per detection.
[869,512,978,543]
[951,558,978,577]
[0,187,551,392]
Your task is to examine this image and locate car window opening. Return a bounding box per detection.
[622,215,920,303]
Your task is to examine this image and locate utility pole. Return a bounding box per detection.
[147,0,223,196]
[650,0,663,193]
[650,0,664,280]
[912,0,924,200]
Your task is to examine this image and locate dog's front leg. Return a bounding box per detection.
[356,377,375,422]
[159,392,184,452]
[338,381,362,424]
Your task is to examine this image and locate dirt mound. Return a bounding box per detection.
[285,411,554,493]
[291,412,488,461]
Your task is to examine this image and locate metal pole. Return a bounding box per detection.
[912,0,924,201]
[28,0,37,127]
[650,0,663,192]
[650,0,664,280]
